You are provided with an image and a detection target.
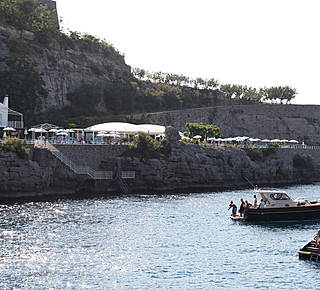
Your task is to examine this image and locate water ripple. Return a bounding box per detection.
[0,185,320,288]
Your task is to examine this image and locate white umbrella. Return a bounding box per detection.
[28,128,37,140]
[57,132,68,136]
[97,133,109,137]
[271,139,281,143]
[261,139,271,142]
[49,129,59,133]
[34,128,47,133]
[109,133,121,138]
[289,140,299,143]
[3,127,16,131]
[65,129,75,133]
[193,135,202,139]
[280,139,289,143]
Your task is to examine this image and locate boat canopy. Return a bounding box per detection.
[254,189,296,208]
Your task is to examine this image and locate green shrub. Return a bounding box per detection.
[124,132,158,159]
[158,138,171,156]
[1,137,29,159]
[268,142,279,148]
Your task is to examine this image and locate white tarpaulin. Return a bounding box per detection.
[85,122,150,134]
[136,124,166,135]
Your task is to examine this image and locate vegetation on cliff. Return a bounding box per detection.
[1,137,29,158]
[133,68,297,104]
[123,132,158,159]
[0,56,48,123]
[185,122,222,140]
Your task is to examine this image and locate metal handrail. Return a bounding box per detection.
[47,145,113,180]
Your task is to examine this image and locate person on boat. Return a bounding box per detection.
[259,199,265,209]
[228,201,237,217]
[239,199,245,217]
[253,195,258,207]
[244,201,251,217]
[315,229,320,247]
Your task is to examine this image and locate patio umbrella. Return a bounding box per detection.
[271,139,281,143]
[35,128,47,140]
[289,140,299,143]
[193,135,202,139]
[109,133,121,138]
[57,132,68,136]
[97,132,109,137]
[28,128,37,140]
[3,127,16,132]
[261,139,271,142]
[65,129,75,133]
[34,128,47,133]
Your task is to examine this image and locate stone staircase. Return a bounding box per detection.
[46,142,113,180]
[35,141,134,194]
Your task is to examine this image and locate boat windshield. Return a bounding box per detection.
[270,193,290,200]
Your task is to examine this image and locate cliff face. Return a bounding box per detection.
[0,25,131,111]
[113,143,319,192]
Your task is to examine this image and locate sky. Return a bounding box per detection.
[56,0,320,105]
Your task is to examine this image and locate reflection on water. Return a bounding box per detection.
[0,184,320,288]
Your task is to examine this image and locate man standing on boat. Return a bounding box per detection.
[228,201,237,217]
[253,195,258,207]
[239,199,245,217]
[259,199,265,209]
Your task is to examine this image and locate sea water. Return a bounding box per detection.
[0,184,320,289]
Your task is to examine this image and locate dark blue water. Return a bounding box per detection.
[1,184,320,289]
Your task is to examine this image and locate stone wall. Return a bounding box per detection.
[135,104,320,144]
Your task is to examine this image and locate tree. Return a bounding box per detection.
[262,86,297,104]
[186,122,222,140]
[0,56,48,123]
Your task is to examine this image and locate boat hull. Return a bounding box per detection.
[244,205,320,222]
[298,241,320,262]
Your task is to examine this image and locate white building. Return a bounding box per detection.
[0,96,8,127]
[0,96,24,128]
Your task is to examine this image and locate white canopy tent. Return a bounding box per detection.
[136,124,165,135]
[85,122,153,135]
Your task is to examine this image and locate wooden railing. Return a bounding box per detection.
[8,120,24,128]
